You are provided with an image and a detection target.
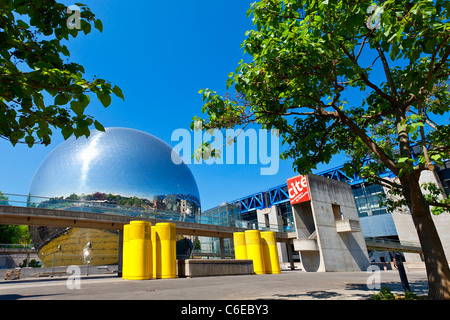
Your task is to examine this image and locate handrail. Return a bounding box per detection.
[364,237,421,248]
[0,243,34,249]
[0,192,291,234]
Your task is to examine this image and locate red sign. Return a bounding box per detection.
[287,175,310,204]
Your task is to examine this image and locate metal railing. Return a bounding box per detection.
[0,193,423,254]
[0,192,290,233]
[0,243,34,249]
[364,237,422,253]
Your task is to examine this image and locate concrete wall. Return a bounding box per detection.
[256,206,289,264]
[292,174,370,272]
[0,253,40,268]
[388,170,450,263]
[178,259,254,277]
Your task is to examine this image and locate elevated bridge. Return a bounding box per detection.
[0,244,35,255]
[0,205,290,242]
[0,205,422,255]
[365,237,422,254]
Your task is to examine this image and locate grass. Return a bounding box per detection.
[370,286,426,300]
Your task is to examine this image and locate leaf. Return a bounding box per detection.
[424,39,436,54]
[112,85,124,100]
[70,100,85,116]
[78,94,90,108]
[16,20,29,29]
[94,120,105,132]
[61,126,73,140]
[97,92,111,108]
[54,93,70,106]
[226,77,234,89]
[82,20,91,35]
[247,6,252,18]
[33,61,53,70]
[25,135,35,147]
[61,45,70,57]
[94,19,103,33]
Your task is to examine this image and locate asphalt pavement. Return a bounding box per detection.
[0,269,428,300]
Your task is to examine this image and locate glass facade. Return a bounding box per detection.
[352,183,387,218]
[28,127,201,266]
[200,203,241,226]
[351,182,397,237]
[238,210,258,229]
[197,203,243,257]
[359,214,398,238]
[437,159,450,196]
[277,202,295,232]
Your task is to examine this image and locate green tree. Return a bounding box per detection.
[0,224,31,243]
[193,0,450,299]
[0,191,9,205]
[0,0,124,147]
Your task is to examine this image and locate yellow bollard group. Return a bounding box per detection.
[233,232,247,260]
[234,230,280,275]
[154,223,177,279]
[261,231,281,274]
[122,221,176,280]
[245,230,266,274]
[122,224,130,279]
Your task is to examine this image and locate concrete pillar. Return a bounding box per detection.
[118,228,123,277]
[289,174,370,272]
[219,237,225,259]
[286,242,295,270]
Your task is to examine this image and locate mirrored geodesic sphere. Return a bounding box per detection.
[28,127,201,266]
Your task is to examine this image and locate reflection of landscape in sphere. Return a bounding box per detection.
[28,127,201,266]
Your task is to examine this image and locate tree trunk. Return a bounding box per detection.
[402,176,450,299]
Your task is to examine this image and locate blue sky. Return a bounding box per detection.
[2,1,446,211]
[1,0,309,211]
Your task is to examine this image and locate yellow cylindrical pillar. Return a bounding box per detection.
[155,223,176,279]
[233,232,247,260]
[122,224,130,279]
[151,225,159,278]
[127,221,151,280]
[261,231,281,274]
[144,221,152,278]
[245,230,265,275]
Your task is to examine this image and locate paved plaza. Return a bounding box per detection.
[0,269,428,300]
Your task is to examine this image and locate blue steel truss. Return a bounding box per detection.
[268,184,290,206]
[234,192,265,213]
[233,165,396,213]
[226,144,445,214]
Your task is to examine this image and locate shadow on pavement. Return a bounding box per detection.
[0,293,65,300]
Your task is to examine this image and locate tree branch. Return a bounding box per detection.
[423,34,450,89]
[370,175,403,191]
[339,43,397,105]
[374,44,400,101]
[427,202,450,209]
[331,104,399,175]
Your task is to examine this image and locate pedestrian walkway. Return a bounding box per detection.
[0,269,428,300]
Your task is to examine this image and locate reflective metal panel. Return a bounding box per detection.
[29,127,200,207]
[28,127,201,265]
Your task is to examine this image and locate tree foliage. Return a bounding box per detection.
[0,0,124,147]
[193,0,450,213]
[193,0,450,299]
[0,224,32,244]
